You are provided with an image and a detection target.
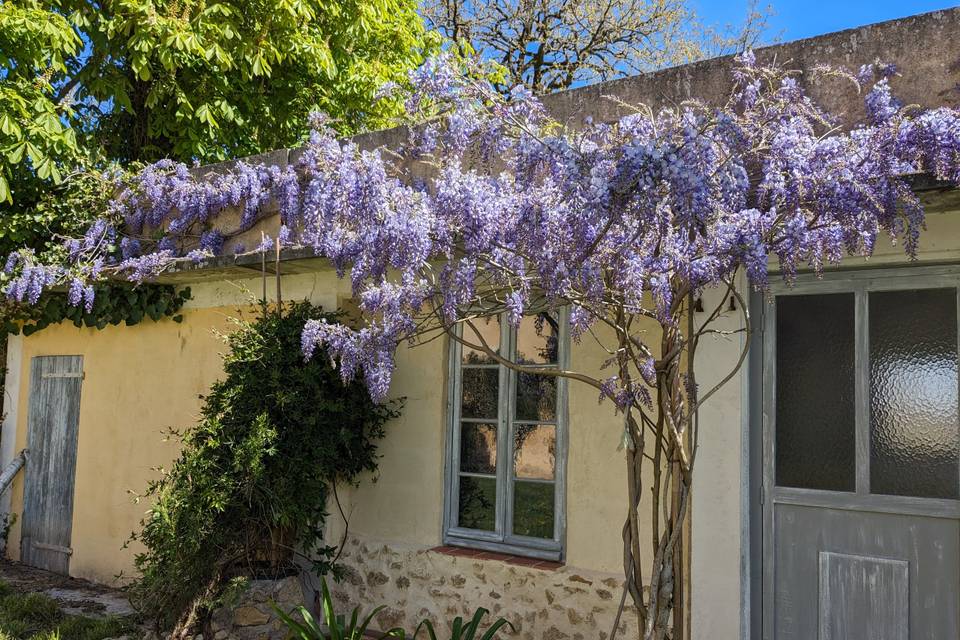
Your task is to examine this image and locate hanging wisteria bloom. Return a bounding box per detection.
[3,53,959,406]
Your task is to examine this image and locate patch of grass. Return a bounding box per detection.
[0,619,32,639]
[1,593,61,621]
[0,580,135,640]
[0,592,61,637]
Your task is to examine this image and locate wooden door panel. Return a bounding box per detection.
[771,496,960,638]
[20,356,83,575]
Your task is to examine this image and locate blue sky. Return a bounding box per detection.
[695,0,959,44]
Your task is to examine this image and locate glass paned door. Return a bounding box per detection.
[763,269,960,640]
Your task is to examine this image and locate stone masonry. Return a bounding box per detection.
[209,576,306,640]
[329,536,639,640]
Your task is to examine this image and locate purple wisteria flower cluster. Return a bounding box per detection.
[5,53,960,404]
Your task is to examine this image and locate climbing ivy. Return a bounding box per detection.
[3,283,191,335]
[128,301,400,635]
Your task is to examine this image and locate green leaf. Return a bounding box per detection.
[478,617,515,640]
[0,114,21,138]
[6,142,26,164]
[321,580,342,640]
[195,104,217,128]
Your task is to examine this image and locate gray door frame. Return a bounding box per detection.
[752,263,960,640]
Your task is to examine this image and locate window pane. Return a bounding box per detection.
[870,288,959,499]
[776,293,856,491]
[462,317,501,364]
[516,312,559,364]
[513,481,555,539]
[514,424,556,480]
[458,476,496,531]
[461,368,499,419]
[516,373,557,421]
[461,422,497,474]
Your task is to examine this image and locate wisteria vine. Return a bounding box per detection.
[4,52,960,639]
[6,54,958,402]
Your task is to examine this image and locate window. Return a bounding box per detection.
[444,310,567,560]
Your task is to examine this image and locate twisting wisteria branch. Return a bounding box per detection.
[5,52,960,640]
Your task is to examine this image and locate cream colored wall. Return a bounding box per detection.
[189,272,638,575]
[6,306,234,583]
[2,266,636,586]
[3,271,350,583]
[689,281,748,640]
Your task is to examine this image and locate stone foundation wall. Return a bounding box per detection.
[209,576,306,640]
[330,536,639,640]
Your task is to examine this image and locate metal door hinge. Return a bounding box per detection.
[32,541,73,555]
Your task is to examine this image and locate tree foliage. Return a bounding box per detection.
[129,301,400,634]
[0,167,120,258]
[420,0,771,93]
[0,0,436,332]
[0,0,438,261]
[0,0,82,203]
[2,282,189,335]
[65,0,440,163]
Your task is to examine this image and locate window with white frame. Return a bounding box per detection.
[443,310,567,560]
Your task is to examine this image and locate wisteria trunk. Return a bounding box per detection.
[615,305,696,640]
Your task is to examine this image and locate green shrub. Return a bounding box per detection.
[0,620,31,639]
[274,578,515,640]
[129,302,400,631]
[50,615,134,640]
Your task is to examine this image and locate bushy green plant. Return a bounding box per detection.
[274,579,514,640]
[414,608,514,640]
[273,579,403,640]
[128,301,400,632]
[0,594,60,630]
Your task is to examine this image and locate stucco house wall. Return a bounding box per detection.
[1,8,959,640]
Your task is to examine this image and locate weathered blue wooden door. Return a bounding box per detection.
[763,270,960,639]
[20,355,83,575]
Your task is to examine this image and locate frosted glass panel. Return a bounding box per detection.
[870,288,959,499]
[776,293,856,491]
